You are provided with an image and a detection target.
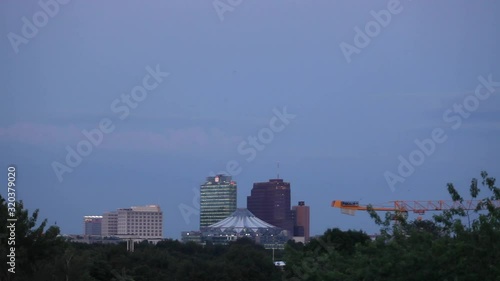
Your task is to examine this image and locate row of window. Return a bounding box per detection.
[125,212,162,215]
[127,216,161,219]
[200,211,234,214]
[200,194,236,197]
[123,232,161,236]
[126,226,160,230]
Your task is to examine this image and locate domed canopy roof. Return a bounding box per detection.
[207,208,277,232]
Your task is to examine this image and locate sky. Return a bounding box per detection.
[1,0,499,239]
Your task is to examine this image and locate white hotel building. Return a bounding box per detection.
[102,205,163,240]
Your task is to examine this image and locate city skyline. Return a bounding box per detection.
[79,174,311,242]
[184,175,310,246]
[1,1,499,240]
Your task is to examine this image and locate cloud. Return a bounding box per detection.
[457,121,500,132]
[0,122,243,153]
[101,127,243,152]
[0,123,81,145]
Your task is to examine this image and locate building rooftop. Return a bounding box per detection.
[119,205,161,212]
[206,208,277,232]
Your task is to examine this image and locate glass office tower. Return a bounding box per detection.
[200,174,237,229]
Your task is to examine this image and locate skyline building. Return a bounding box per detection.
[200,174,237,229]
[83,216,102,236]
[247,178,294,237]
[292,201,310,242]
[101,205,163,240]
[201,208,288,248]
[102,211,118,236]
[117,205,163,239]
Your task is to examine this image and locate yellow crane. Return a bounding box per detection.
[331,199,500,219]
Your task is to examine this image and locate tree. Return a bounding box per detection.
[0,195,66,280]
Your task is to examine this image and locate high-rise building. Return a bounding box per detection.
[101,205,163,239]
[247,178,293,236]
[102,211,118,236]
[200,174,237,229]
[116,205,163,239]
[83,216,102,236]
[292,201,310,242]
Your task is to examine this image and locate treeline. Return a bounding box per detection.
[1,171,499,280]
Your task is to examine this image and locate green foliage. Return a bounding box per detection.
[0,196,67,281]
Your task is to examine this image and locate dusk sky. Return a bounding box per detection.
[1,0,499,239]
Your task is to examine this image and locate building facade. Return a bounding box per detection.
[116,205,163,239]
[200,175,237,229]
[101,205,162,240]
[83,216,102,236]
[247,178,294,237]
[292,201,310,242]
[102,211,118,236]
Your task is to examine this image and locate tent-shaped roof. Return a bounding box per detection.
[206,208,277,232]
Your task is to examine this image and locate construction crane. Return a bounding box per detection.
[331,200,500,218]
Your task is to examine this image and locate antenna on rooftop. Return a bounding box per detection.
[277,161,280,179]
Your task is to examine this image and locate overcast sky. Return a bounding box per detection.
[1,0,499,239]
